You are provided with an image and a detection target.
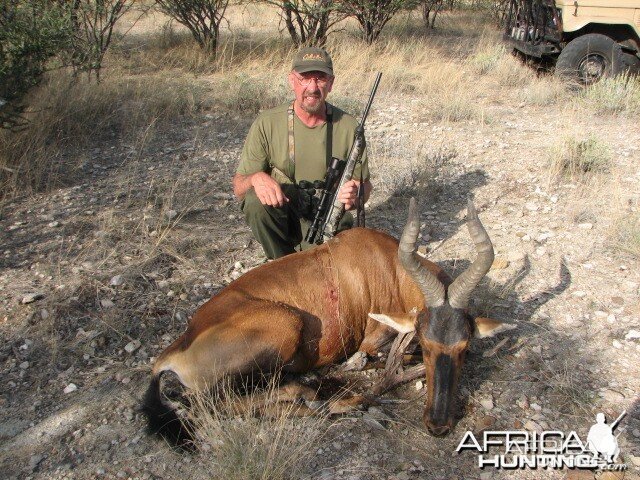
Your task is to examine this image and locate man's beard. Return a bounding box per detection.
[301,95,324,114]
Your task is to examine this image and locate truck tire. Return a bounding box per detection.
[555,33,624,85]
[622,52,640,75]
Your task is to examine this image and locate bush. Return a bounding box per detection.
[255,0,343,47]
[0,0,73,129]
[155,0,230,54]
[66,0,134,79]
[338,0,419,44]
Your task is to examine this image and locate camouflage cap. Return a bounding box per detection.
[292,47,334,76]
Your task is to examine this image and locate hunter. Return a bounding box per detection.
[232,47,373,259]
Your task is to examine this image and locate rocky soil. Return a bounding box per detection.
[1,88,639,480]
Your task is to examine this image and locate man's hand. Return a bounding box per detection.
[337,180,360,211]
[251,172,289,207]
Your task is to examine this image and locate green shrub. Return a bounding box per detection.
[0,0,73,129]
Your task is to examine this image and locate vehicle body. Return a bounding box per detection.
[504,0,640,84]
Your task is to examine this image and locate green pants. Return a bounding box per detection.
[241,185,353,259]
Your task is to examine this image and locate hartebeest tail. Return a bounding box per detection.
[142,373,194,450]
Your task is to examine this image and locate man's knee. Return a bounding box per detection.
[241,189,269,221]
[240,188,293,235]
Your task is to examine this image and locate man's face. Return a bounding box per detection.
[288,70,334,114]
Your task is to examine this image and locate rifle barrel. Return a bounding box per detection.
[360,72,382,128]
[611,410,626,430]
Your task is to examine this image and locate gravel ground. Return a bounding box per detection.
[1,89,639,480]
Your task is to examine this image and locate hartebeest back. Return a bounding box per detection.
[142,199,513,446]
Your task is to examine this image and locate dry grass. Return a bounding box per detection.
[546,135,611,185]
[0,70,211,200]
[521,77,568,106]
[580,73,640,115]
[3,3,638,204]
[611,212,640,259]
[528,357,595,418]
[3,8,489,200]
[186,376,330,480]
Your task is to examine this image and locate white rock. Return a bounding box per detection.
[29,454,44,471]
[124,340,141,353]
[480,397,494,410]
[22,293,44,304]
[100,299,115,308]
[165,210,178,220]
[524,420,542,433]
[578,223,593,230]
[625,329,640,340]
[571,291,586,298]
[612,340,622,349]
[64,383,78,394]
[19,361,29,369]
[415,380,423,390]
[110,275,124,286]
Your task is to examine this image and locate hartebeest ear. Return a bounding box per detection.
[473,317,517,338]
[368,312,417,333]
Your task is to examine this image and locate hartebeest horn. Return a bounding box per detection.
[398,198,445,307]
[447,200,494,309]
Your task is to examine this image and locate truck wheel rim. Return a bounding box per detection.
[578,54,607,84]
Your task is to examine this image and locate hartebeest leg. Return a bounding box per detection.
[159,304,306,390]
[144,303,307,447]
[373,331,425,395]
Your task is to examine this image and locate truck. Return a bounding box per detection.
[503,0,640,84]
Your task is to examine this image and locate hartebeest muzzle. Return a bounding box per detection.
[369,198,514,436]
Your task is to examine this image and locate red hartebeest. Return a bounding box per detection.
[142,199,514,445]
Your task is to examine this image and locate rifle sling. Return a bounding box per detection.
[281,102,333,184]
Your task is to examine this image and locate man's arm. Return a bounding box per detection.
[337,179,373,211]
[232,172,289,208]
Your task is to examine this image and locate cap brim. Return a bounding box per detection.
[293,65,333,76]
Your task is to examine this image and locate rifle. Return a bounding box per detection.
[305,72,382,245]
[611,410,626,431]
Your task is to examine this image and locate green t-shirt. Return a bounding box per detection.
[236,102,369,185]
